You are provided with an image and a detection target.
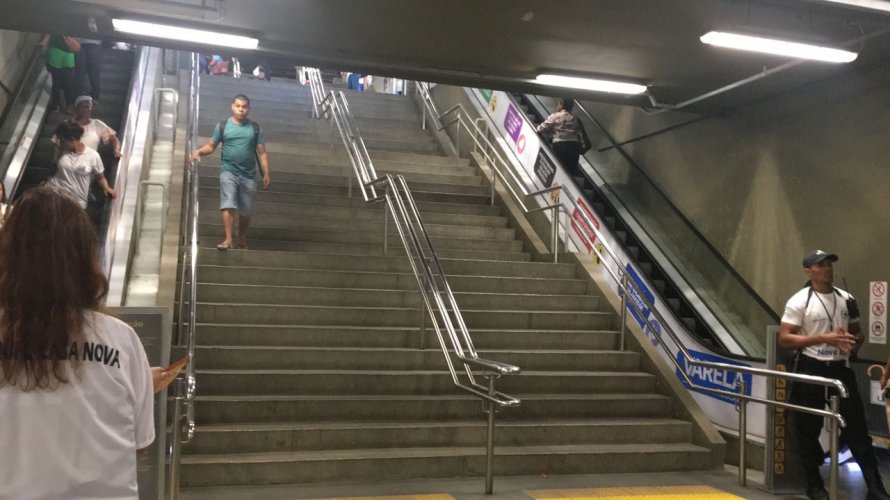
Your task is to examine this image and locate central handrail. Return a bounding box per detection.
[415,82,849,499]
[307,69,518,494]
[169,51,201,500]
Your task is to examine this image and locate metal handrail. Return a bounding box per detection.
[307,68,518,494]
[415,82,849,499]
[1,49,51,201]
[169,51,200,500]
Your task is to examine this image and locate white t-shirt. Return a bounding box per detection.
[0,311,155,500]
[781,286,856,361]
[47,146,104,208]
[80,119,115,151]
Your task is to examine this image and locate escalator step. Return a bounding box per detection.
[627,246,641,260]
[639,262,653,276]
[667,298,681,313]
[652,279,666,294]
[593,202,606,215]
[682,317,697,332]
[615,230,627,243]
[605,216,616,228]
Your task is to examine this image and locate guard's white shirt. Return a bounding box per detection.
[781,287,855,361]
[0,311,155,500]
[46,146,103,208]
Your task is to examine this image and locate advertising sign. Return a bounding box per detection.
[869,281,887,344]
[675,349,753,404]
[108,307,172,500]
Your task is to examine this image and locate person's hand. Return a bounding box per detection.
[151,367,178,393]
[822,329,857,353]
[189,151,200,163]
[263,173,271,189]
[113,149,122,159]
[105,188,117,200]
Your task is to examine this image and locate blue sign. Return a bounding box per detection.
[624,264,655,327]
[644,318,661,348]
[676,349,753,404]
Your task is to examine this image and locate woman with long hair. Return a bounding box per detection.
[0,188,154,499]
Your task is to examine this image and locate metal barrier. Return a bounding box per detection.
[415,82,850,500]
[307,68,519,495]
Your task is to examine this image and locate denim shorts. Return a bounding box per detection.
[219,170,256,216]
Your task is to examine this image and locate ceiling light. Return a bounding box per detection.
[818,0,890,13]
[535,74,647,95]
[112,19,258,49]
[700,31,856,63]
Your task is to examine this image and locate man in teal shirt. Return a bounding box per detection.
[190,94,271,250]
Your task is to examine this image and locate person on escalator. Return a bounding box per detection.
[535,98,591,178]
[45,120,116,210]
[38,35,80,115]
[72,95,121,159]
[778,250,890,500]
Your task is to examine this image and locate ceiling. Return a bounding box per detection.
[2,0,890,113]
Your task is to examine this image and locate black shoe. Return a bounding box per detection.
[806,483,829,500]
[864,467,890,500]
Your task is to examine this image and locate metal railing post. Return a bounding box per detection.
[829,395,840,500]
[383,195,389,256]
[551,205,559,264]
[485,374,497,495]
[738,379,747,487]
[619,272,628,351]
[168,378,185,500]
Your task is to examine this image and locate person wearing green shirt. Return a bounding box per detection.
[189,94,271,251]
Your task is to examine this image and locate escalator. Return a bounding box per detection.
[15,46,135,237]
[513,92,778,359]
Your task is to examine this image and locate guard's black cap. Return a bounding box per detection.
[803,250,838,268]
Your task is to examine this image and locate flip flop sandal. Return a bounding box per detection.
[216,241,232,251]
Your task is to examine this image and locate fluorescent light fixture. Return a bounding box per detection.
[535,74,647,95]
[112,19,258,49]
[819,0,890,13]
[700,31,856,63]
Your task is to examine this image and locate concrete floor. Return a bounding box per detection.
[179,463,890,500]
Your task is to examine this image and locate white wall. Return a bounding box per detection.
[584,62,890,360]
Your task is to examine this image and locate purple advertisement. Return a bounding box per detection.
[503,104,523,143]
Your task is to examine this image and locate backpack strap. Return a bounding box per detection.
[217,119,228,164]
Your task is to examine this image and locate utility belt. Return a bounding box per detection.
[798,354,848,369]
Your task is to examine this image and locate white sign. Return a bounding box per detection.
[869,281,887,344]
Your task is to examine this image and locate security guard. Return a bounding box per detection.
[779,250,890,500]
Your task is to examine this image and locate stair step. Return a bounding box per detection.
[194,393,676,424]
[179,443,712,487]
[195,283,600,311]
[194,324,621,350]
[196,303,614,330]
[195,346,638,372]
[184,418,692,455]
[196,265,589,294]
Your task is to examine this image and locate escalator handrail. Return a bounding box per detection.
[571,100,780,324]
[1,49,51,200]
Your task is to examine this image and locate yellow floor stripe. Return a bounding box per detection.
[308,495,455,500]
[528,485,744,500]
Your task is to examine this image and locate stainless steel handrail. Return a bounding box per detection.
[169,51,201,500]
[0,49,50,200]
[415,82,849,499]
[307,68,518,494]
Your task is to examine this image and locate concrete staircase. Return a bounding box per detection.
[180,76,719,490]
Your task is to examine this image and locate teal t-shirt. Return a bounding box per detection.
[211,118,265,178]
